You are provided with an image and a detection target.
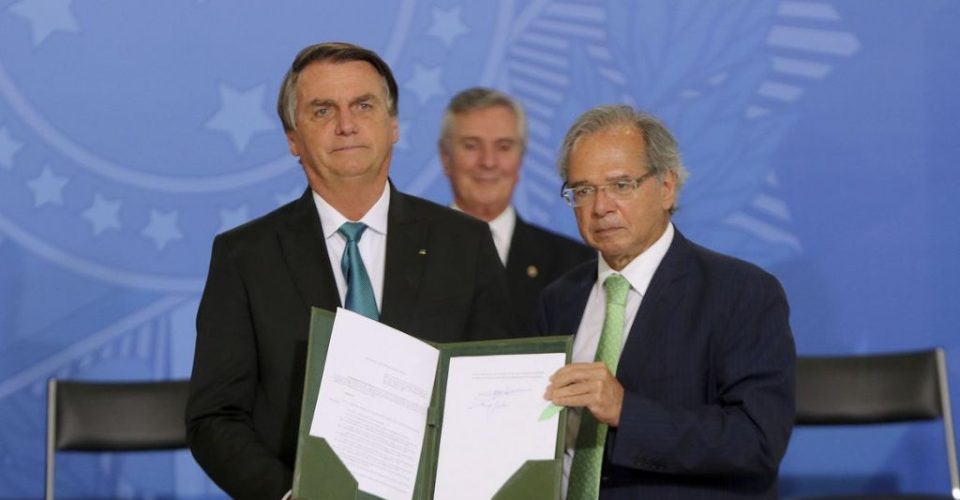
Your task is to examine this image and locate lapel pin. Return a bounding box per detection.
[526,265,539,278]
[418,249,427,255]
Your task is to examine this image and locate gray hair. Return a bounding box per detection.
[277,42,399,132]
[558,105,688,211]
[439,87,527,152]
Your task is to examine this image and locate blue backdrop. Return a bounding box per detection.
[1,0,958,498]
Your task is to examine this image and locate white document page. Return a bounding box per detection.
[309,308,439,500]
[432,352,566,500]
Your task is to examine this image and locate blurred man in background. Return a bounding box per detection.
[440,87,593,334]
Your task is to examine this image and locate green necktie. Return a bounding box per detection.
[338,222,379,321]
[567,273,630,500]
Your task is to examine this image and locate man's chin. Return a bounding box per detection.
[463,192,506,207]
[591,236,627,254]
[324,163,385,181]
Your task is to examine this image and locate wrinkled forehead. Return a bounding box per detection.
[296,60,392,104]
[568,128,648,179]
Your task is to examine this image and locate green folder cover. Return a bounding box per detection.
[292,307,572,500]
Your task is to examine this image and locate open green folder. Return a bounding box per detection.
[292,307,572,500]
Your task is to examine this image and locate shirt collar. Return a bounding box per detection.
[449,203,517,261]
[449,203,515,225]
[597,222,674,296]
[313,184,391,239]
[485,205,516,244]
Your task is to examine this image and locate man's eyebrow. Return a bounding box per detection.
[308,98,336,108]
[567,174,633,187]
[350,93,378,105]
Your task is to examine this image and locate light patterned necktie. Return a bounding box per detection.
[567,273,630,500]
[338,222,379,321]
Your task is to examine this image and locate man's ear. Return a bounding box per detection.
[286,130,301,157]
[660,170,678,211]
[439,142,453,176]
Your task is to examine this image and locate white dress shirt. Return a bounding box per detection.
[561,223,675,497]
[312,186,390,314]
[486,205,516,265]
[451,203,516,265]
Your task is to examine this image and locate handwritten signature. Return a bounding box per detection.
[468,388,531,414]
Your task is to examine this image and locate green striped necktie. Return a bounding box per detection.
[567,273,630,500]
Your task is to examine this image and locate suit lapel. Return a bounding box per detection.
[505,216,530,277]
[617,231,691,375]
[380,186,428,325]
[277,189,341,312]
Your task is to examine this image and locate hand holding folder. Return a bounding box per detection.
[292,308,571,500]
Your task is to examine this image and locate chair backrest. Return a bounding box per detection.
[45,379,190,499]
[794,348,960,499]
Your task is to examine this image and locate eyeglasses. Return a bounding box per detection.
[560,171,656,207]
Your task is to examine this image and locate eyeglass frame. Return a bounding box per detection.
[560,171,658,207]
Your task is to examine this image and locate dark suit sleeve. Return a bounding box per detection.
[186,235,291,500]
[609,271,795,477]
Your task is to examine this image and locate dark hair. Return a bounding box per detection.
[277,42,399,131]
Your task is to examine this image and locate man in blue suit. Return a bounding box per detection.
[539,105,795,499]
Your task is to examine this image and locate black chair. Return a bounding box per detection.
[790,348,960,500]
[44,379,191,500]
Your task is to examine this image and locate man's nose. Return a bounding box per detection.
[336,110,358,135]
[479,146,496,168]
[591,187,617,215]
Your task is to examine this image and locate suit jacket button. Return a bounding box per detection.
[526,265,539,278]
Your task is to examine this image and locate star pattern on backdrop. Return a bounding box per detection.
[404,64,445,106]
[0,127,24,170]
[205,83,275,153]
[141,209,183,250]
[26,166,69,207]
[82,194,122,235]
[10,0,80,46]
[427,7,469,46]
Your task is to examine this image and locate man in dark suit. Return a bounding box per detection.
[439,87,593,334]
[540,106,795,499]
[186,43,511,500]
